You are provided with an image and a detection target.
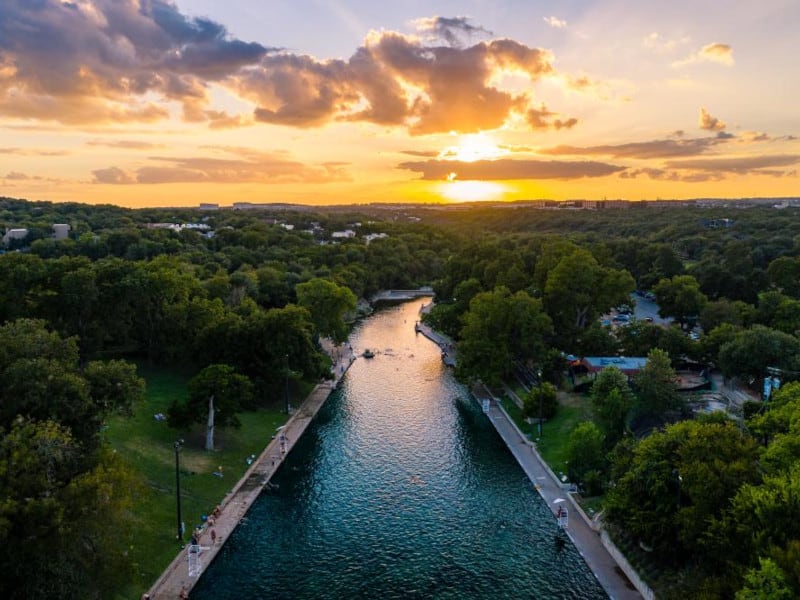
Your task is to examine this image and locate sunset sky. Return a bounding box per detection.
[1,0,799,207]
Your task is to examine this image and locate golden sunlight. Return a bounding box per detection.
[438,133,509,162]
[438,180,508,202]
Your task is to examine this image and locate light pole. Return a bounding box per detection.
[537,369,543,438]
[174,439,184,541]
[673,469,682,508]
[284,354,290,415]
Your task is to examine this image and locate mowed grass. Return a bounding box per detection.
[499,391,595,478]
[104,364,290,599]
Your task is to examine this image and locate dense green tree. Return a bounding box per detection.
[457,287,551,385]
[633,348,680,415]
[654,275,708,330]
[616,320,664,357]
[296,277,357,344]
[522,382,558,423]
[83,359,146,416]
[169,364,253,451]
[718,325,800,381]
[590,366,634,443]
[710,464,800,592]
[543,248,634,347]
[736,558,794,600]
[767,256,800,298]
[565,421,606,495]
[700,298,755,333]
[0,419,138,600]
[607,420,761,564]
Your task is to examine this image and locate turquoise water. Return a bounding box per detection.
[191,302,606,599]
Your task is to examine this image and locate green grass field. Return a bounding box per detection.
[104,364,291,599]
[499,391,595,478]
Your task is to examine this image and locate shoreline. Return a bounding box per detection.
[469,380,644,600]
[146,345,356,599]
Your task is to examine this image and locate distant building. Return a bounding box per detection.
[52,223,71,240]
[364,233,388,244]
[198,203,219,210]
[702,218,735,229]
[147,223,181,231]
[575,356,649,377]
[3,228,29,246]
[331,230,356,238]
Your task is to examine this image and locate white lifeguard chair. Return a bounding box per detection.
[187,544,210,577]
[554,499,569,529]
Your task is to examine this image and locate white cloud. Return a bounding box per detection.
[543,16,567,29]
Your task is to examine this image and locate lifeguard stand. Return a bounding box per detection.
[188,544,210,578]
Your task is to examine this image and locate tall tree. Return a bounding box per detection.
[718,325,800,381]
[0,419,138,599]
[296,277,357,344]
[633,348,680,416]
[457,287,551,385]
[654,275,708,330]
[168,364,253,451]
[590,366,634,444]
[565,421,606,495]
[606,420,761,564]
[543,248,634,347]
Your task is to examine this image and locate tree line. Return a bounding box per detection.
[4,196,800,597]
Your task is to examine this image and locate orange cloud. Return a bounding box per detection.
[1,5,573,135]
[673,42,734,67]
[92,147,351,185]
[540,135,729,159]
[0,0,269,124]
[239,32,557,134]
[699,107,726,132]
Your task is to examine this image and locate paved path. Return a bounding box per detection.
[146,346,356,600]
[471,383,641,600]
[414,306,457,367]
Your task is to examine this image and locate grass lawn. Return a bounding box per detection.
[104,363,291,599]
[499,390,595,478]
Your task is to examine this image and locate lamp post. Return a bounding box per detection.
[284,354,290,415]
[673,469,682,508]
[174,439,184,541]
[537,369,543,438]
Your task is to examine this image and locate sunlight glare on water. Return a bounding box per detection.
[191,301,606,599]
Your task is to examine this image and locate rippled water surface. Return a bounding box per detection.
[191,301,606,599]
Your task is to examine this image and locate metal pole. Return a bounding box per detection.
[537,370,543,438]
[174,439,184,540]
[285,354,290,415]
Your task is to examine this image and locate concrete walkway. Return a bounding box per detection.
[414,308,457,367]
[146,346,356,600]
[471,383,641,600]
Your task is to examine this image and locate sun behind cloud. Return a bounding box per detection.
[438,179,508,202]
[438,133,509,162]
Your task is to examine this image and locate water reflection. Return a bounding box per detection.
[191,301,606,599]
